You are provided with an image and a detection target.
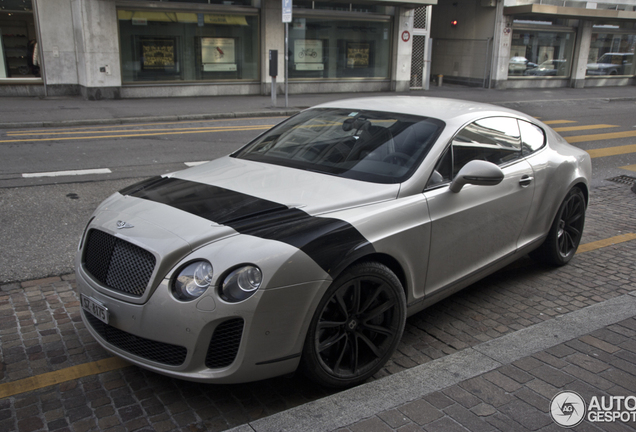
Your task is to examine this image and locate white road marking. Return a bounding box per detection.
[184,161,209,167]
[22,168,112,178]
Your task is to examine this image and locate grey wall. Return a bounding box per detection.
[37,0,79,86]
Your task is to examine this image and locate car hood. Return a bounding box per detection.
[171,157,400,214]
[95,157,400,250]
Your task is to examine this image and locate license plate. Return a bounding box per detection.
[81,294,109,324]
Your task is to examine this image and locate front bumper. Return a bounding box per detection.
[76,266,328,383]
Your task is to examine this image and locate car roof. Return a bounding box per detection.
[312,96,529,124]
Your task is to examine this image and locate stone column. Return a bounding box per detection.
[570,20,592,89]
[392,7,414,92]
[489,0,512,89]
[70,0,121,99]
[34,0,79,95]
[261,0,285,95]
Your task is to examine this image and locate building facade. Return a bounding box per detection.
[0,0,434,98]
[1,0,635,99]
[428,0,636,89]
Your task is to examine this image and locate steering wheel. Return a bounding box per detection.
[383,152,411,166]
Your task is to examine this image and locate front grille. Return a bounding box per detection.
[205,318,244,368]
[83,229,156,297]
[84,313,187,366]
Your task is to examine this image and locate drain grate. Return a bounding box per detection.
[607,175,636,185]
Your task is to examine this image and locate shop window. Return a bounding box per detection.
[288,17,391,80]
[1,6,39,79]
[587,33,635,77]
[144,0,253,6]
[508,29,575,78]
[118,9,259,83]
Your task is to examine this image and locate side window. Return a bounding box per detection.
[451,117,522,177]
[519,120,546,156]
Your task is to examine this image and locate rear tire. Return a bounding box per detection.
[530,187,586,266]
[301,262,406,388]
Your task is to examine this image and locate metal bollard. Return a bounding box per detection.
[437,75,443,87]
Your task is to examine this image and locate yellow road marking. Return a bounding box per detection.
[553,124,619,132]
[4,117,286,134]
[0,125,270,144]
[620,164,636,172]
[566,130,636,144]
[0,357,130,399]
[587,144,636,158]
[576,233,636,254]
[544,120,577,125]
[6,124,277,137]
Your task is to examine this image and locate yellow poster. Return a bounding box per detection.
[141,38,176,70]
[347,43,370,69]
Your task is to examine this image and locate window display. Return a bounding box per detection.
[0,7,39,79]
[508,29,575,78]
[586,32,635,77]
[118,9,258,83]
[289,17,391,79]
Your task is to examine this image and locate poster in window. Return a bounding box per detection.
[140,37,177,72]
[201,38,237,72]
[294,39,324,71]
[346,42,370,69]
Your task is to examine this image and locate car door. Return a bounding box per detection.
[423,117,535,296]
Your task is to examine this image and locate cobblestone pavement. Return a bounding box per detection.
[337,315,636,432]
[1,182,635,432]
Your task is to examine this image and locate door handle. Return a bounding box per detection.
[519,175,533,187]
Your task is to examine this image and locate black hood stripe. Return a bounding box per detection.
[120,177,374,275]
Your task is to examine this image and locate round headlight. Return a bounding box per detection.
[173,261,213,301]
[220,265,262,303]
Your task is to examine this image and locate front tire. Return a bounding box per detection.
[301,262,406,388]
[531,187,586,266]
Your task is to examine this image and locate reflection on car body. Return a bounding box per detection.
[76,97,591,388]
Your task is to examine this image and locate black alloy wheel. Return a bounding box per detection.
[301,262,406,388]
[531,187,586,266]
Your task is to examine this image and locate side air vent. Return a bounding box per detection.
[205,318,244,368]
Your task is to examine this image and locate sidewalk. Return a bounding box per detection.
[232,294,636,432]
[1,85,636,129]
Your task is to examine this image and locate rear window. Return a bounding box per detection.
[232,108,445,184]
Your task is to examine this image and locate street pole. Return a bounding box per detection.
[285,23,289,108]
[282,0,291,108]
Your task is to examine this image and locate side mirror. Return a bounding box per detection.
[449,160,504,193]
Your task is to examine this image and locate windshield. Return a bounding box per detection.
[232,108,445,184]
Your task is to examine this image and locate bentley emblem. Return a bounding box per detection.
[116,220,134,229]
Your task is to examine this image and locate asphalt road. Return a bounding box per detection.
[0,100,634,283]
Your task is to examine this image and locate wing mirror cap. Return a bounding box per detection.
[449,160,504,193]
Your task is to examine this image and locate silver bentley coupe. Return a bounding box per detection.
[76,97,591,388]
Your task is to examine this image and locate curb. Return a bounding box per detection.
[0,109,301,129]
[229,291,636,432]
